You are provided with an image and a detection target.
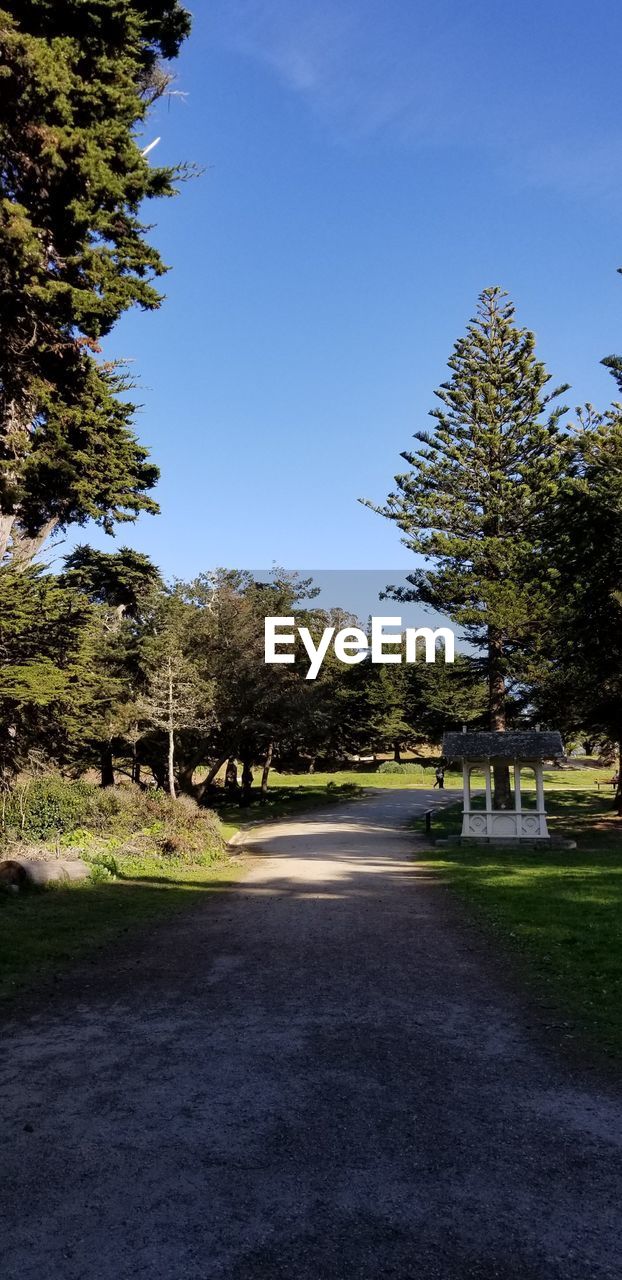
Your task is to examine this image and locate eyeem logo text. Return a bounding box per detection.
[265,616,455,680]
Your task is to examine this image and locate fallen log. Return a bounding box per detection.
[0,858,90,890]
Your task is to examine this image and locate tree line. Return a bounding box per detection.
[367,287,622,810]
[0,555,485,799]
[1,4,622,809]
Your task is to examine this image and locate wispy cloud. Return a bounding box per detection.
[207,0,622,200]
[208,0,471,141]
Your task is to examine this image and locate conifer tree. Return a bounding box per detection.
[368,287,569,805]
[62,545,162,617]
[0,0,191,562]
[0,564,93,777]
[61,546,162,784]
[537,399,622,810]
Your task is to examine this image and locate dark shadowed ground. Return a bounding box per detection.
[1,789,621,1279]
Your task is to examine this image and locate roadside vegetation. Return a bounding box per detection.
[0,778,237,999]
[0,774,365,999]
[415,788,622,1060]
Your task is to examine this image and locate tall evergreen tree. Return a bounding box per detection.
[62,545,162,617]
[0,0,191,562]
[367,287,569,805]
[536,400,622,809]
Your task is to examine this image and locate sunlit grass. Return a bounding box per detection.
[415,789,622,1060]
[269,765,611,792]
[0,850,245,1002]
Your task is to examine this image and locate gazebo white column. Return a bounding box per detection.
[534,761,549,837]
[484,761,492,814]
[462,760,470,814]
[514,760,522,813]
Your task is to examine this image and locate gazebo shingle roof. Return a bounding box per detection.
[442,730,564,762]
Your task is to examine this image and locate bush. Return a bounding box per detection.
[88,856,118,883]
[326,781,359,795]
[89,851,119,878]
[376,761,423,775]
[2,777,225,862]
[4,778,99,838]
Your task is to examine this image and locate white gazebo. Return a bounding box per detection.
[442,730,564,841]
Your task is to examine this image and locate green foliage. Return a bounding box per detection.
[420,788,622,1060]
[376,761,421,774]
[366,287,569,728]
[0,0,191,561]
[2,775,224,860]
[535,400,622,798]
[4,776,112,837]
[88,856,118,883]
[62,545,162,615]
[0,565,97,776]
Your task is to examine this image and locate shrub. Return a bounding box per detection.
[3,777,225,862]
[4,778,98,838]
[88,852,119,879]
[326,781,359,795]
[376,761,423,775]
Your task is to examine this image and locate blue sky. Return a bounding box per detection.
[64,0,622,582]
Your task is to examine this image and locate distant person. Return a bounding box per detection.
[434,765,445,790]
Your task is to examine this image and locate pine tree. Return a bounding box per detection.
[537,400,622,810]
[367,287,569,805]
[0,1,191,562]
[0,564,94,777]
[60,546,162,783]
[62,545,162,617]
[407,653,487,745]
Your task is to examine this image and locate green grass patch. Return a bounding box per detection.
[218,781,362,839]
[270,768,437,789]
[415,788,622,1060]
[0,849,246,1003]
[269,765,611,792]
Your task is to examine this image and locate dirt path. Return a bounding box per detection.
[1,788,621,1279]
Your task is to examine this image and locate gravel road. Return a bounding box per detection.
[1,788,621,1279]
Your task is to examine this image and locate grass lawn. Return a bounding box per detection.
[0,851,248,1004]
[414,788,622,1061]
[272,767,436,788]
[268,764,613,792]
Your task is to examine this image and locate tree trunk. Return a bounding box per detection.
[168,727,176,799]
[177,763,196,797]
[393,740,402,763]
[239,758,253,807]
[131,738,141,787]
[225,757,239,795]
[488,626,511,809]
[101,742,114,788]
[616,740,622,817]
[192,755,230,803]
[260,741,273,799]
[0,512,15,563]
[9,518,58,568]
[167,658,176,799]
